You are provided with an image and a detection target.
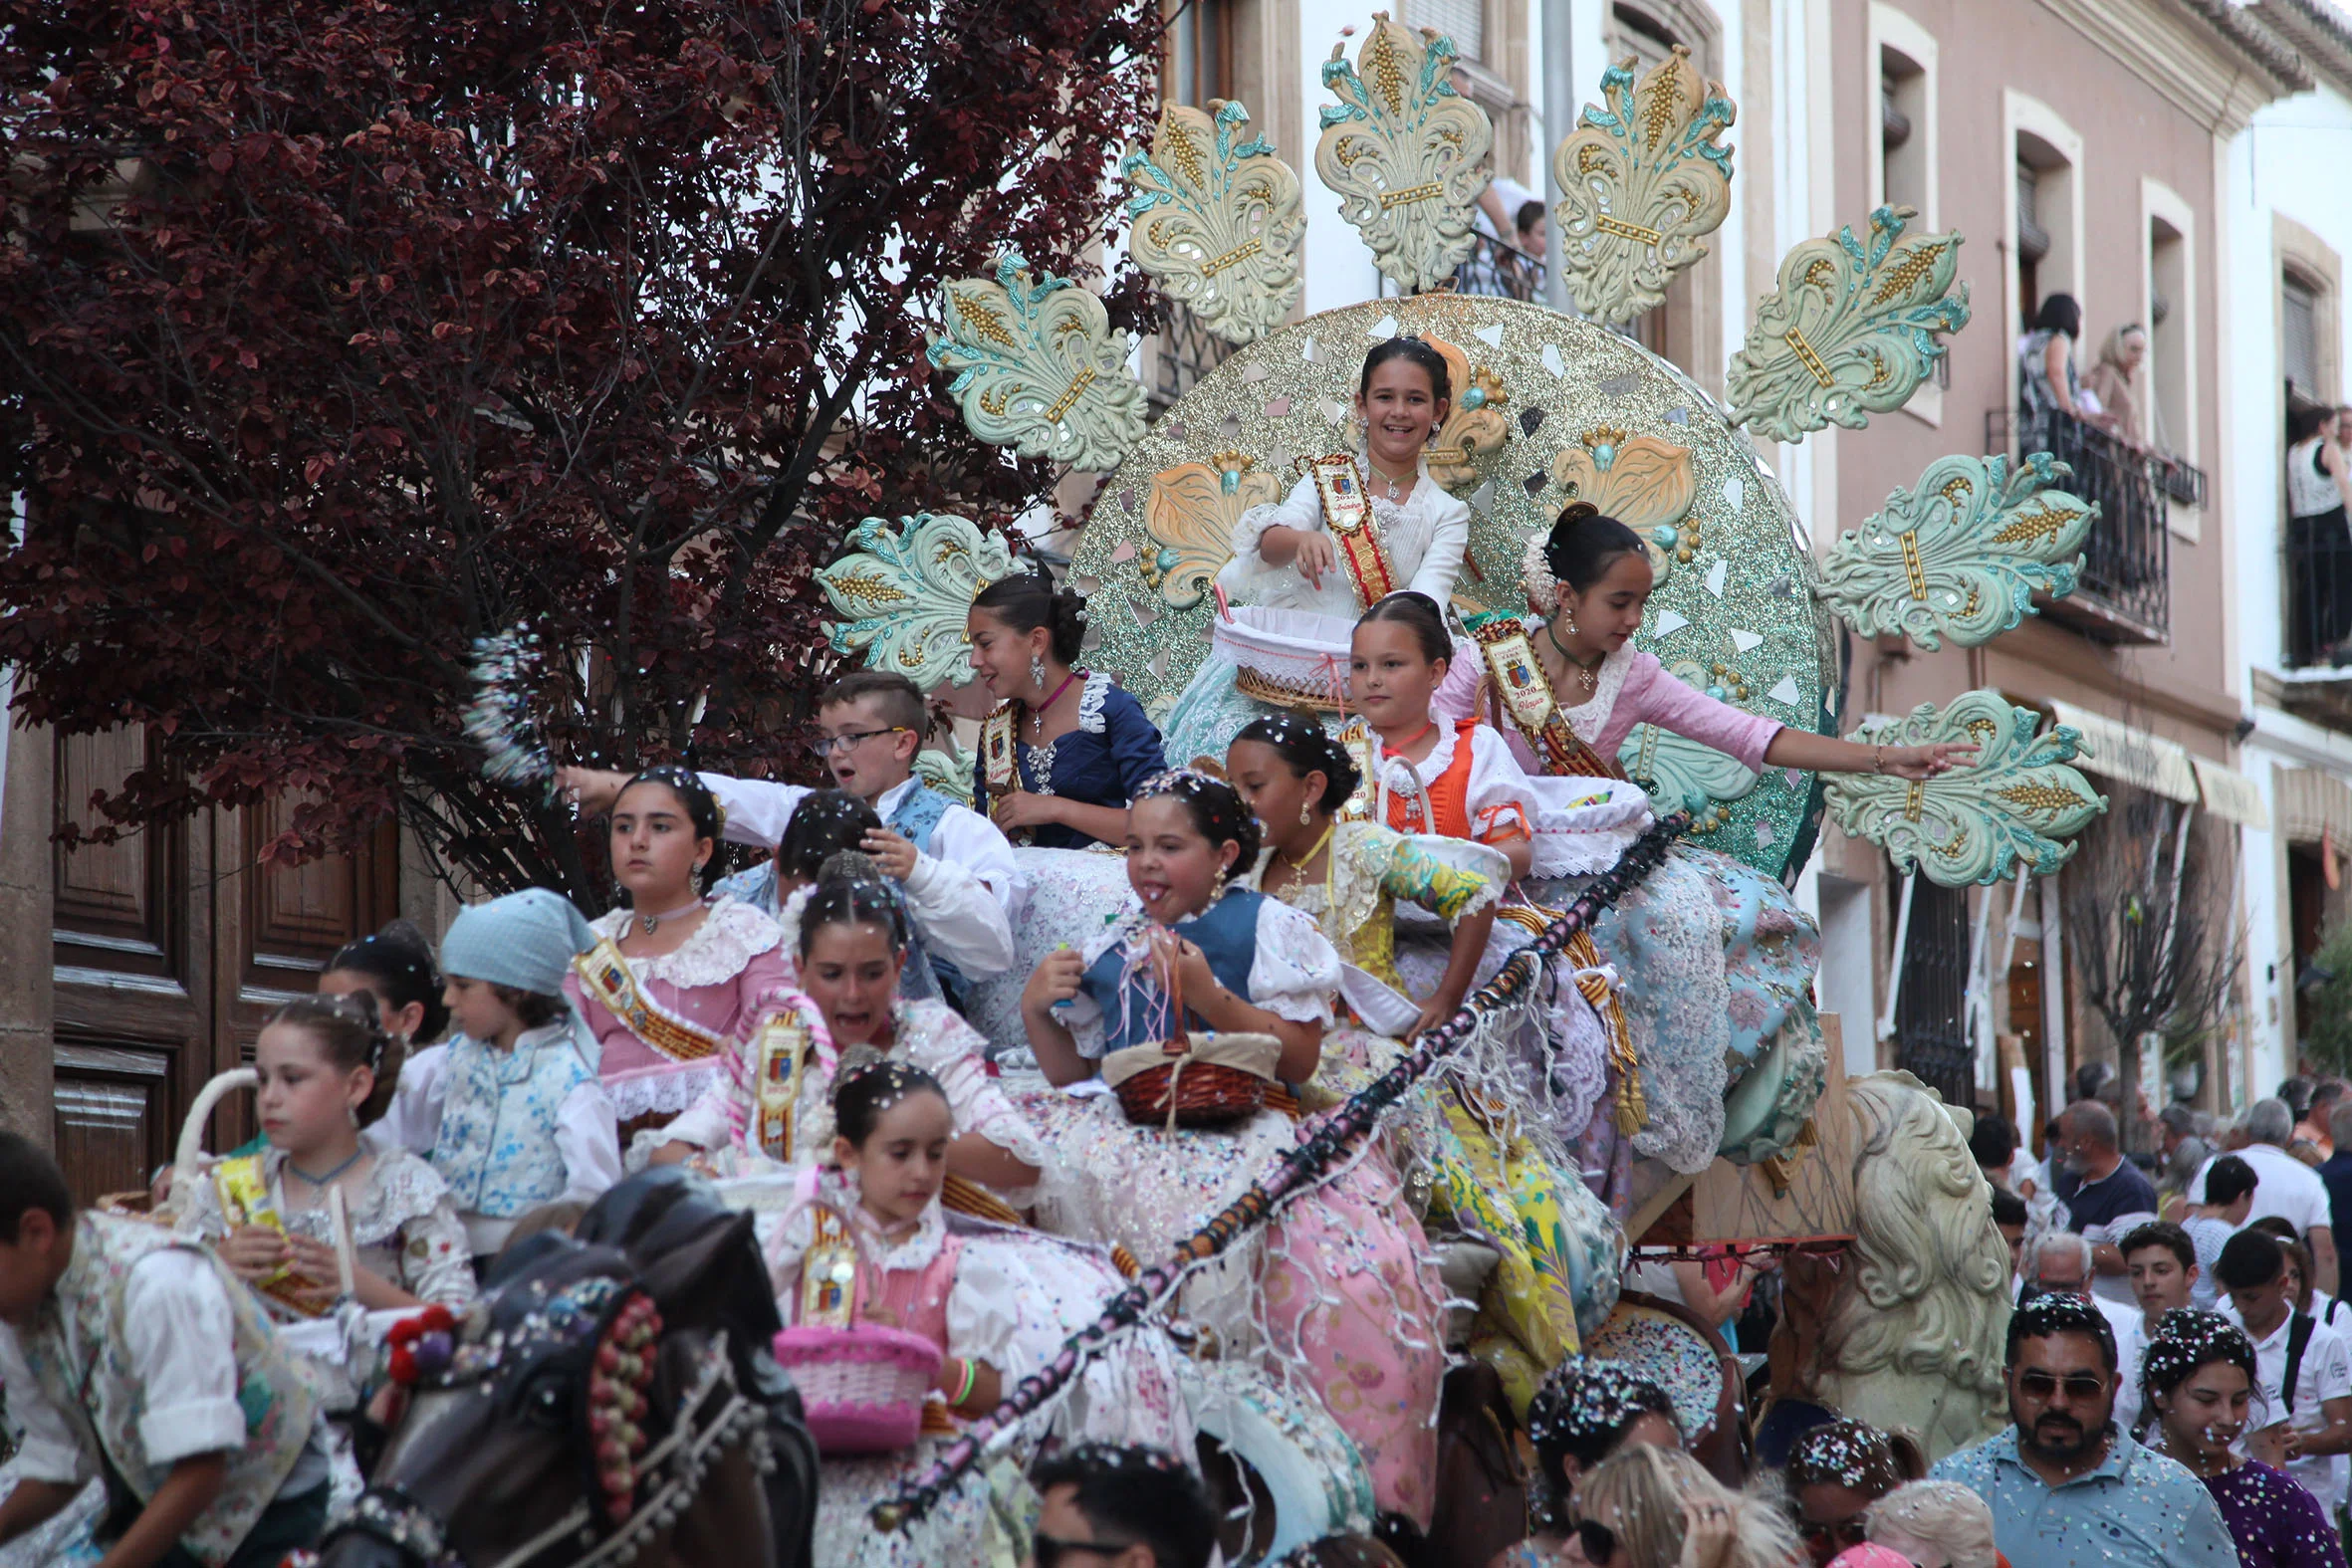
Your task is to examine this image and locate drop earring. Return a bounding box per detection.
[1298,801,1312,826]
[1561,604,1579,636]
[1030,651,1047,691]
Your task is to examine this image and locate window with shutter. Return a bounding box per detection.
[2284,274,2321,399]
[1403,0,1485,63]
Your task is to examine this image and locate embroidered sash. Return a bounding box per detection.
[572,937,728,1063]
[1472,617,1629,782]
[752,1008,815,1162]
[887,780,954,856]
[980,706,1021,802]
[1299,453,1398,606]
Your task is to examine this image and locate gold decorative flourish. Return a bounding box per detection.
[949,292,1017,349]
[1316,16,1494,293]
[1121,99,1305,346]
[1784,328,1836,389]
[1548,45,1736,327]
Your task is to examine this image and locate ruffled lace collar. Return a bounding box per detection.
[590,895,785,990]
[1072,670,1112,734]
[261,1146,454,1248]
[1369,722,1460,799]
[1555,640,1638,746]
[772,1166,947,1274]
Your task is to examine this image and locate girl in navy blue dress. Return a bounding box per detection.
[966,571,1165,849]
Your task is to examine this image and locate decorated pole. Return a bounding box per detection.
[870,811,1690,1531]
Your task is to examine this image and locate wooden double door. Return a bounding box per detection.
[49,727,400,1204]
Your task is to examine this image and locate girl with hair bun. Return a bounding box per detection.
[566,765,807,1133]
[651,851,1046,1206]
[1018,768,1450,1528]
[2139,1307,2345,1568]
[319,917,451,1158]
[1459,503,1974,1180]
[968,568,1167,849]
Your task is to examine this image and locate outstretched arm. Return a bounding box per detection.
[1762,729,1976,781]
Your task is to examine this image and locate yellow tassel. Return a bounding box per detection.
[1563,929,1645,1136]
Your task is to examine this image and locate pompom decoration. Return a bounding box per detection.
[462,627,560,799]
[385,1303,458,1387]
[589,1292,665,1523]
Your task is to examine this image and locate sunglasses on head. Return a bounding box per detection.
[2015,1369,2108,1400]
[1574,1519,1617,1562]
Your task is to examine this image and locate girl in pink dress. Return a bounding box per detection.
[1462,505,1972,1187]
[565,766,802,1136]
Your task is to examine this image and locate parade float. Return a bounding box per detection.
[802,12,2110,1552]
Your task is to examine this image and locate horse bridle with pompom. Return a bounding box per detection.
[312,1275,776,1568]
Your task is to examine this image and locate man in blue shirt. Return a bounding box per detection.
[2051,1098,2161,1307]
[1931,1293,2236,1567]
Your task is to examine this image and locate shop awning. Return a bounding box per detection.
[2276,767,2352,846]
[2192,756,2270,831]
[2046,700,2199,802]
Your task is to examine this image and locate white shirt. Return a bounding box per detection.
[0,1249,330,1495]
[2113,1311,2152,1438]
[2191,1144,2335,1237]
[702,772,1023,977]
[1217,463,1471,621]
[2224,1303,2352,1511]
[366,1040,448,1156]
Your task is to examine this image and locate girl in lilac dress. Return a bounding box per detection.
[1457,506,1972,1186]
[2142,1308,2348,1568]
[566,767,801,1134]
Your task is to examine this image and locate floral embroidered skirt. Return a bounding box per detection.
[1013,1085,1448,1527]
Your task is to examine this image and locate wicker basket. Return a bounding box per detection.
[769,1190,942,1456]
[1103,1031,1283,1130]
[772,1321,941,1455]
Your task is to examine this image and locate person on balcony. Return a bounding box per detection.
[2288,404,2352,666]
[2017,293,2085,429]
[2080,324,2149,452]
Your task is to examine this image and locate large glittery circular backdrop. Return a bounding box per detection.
[1072,295,1838,879]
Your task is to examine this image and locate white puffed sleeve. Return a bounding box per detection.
[943,1244,1031,1371]
[1244,897,1342,1024]
[1403,488,1471,605]
[1213,474,1323,601]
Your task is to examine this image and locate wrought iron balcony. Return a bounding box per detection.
[1987,408,2171,644]
[1449,232,1544,302]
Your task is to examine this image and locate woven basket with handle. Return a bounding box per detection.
[769,1188,941,1456]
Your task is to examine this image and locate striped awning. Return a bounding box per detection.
[2192,756,2270,831]
[2276,767,2352,846]
[2046,701,2200,802]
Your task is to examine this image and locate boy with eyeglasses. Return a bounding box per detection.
[560,670,1021,999]
[1022,1444,1213,1568]
[1931,1292,2235,1567]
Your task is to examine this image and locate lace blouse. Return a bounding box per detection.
[1060,890,1341,1059]
[176,1145,476,1309]
[569,897,803,1121]
[1217,454,1471,617]
[970,672,1168,850]
[660,995,1049,1206]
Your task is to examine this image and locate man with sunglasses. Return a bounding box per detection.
[1023,1444,1214,1568]
[1930,1292,2235,1566]
[561,670,1022,998]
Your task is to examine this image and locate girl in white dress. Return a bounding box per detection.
[1161,336,1478,768]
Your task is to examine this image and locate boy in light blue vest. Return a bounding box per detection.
[559,670,1023,997]
[0,1133,327,1568]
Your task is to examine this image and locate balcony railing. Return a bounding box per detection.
[1448,232,1543,302]
[2285,509,2352,671]
[1988,407,2171,644]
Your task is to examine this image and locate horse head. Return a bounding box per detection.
[318,1169,817,1568]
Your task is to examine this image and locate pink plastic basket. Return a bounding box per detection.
[772,1323,941,1455]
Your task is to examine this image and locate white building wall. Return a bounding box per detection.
[2227,81,2352,1097]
